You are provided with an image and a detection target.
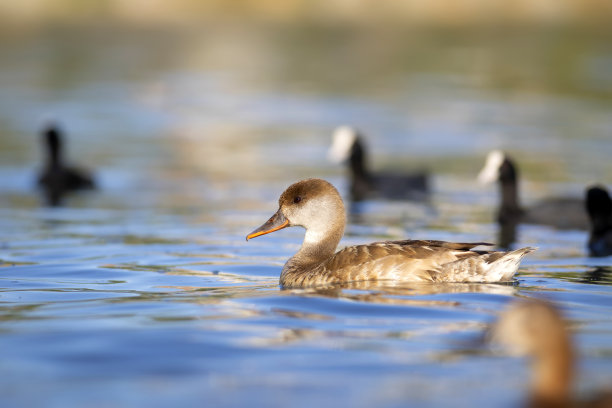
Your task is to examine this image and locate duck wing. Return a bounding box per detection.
[323,240,532,283]
[382,240,492,250]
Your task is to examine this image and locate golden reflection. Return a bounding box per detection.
[156,284,279,300]
[0,261,36,267]
[168,267,277,285]
[244,319,487,348]
[132,271,520,350]
[293,280,517,306]
[244,328,322,347]
[156,265,518,304]
[271,307,331,321]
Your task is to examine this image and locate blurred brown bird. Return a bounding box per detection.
[488,299,612,408]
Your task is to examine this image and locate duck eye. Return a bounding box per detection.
[293,196,302,204]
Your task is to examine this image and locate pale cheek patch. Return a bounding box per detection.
[299,197,342,245]
[478,149,505,184]
[328,126,357,163]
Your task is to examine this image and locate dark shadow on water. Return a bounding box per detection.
[577,266,612,285]
[538,266,612,286]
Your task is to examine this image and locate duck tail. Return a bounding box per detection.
[487,246,537,282]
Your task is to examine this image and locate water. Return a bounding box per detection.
[1,24,612,407]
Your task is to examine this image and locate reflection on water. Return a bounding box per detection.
[558,266,612,285]
[498,219,519,250]
[302,280,517,301]
[0,24,611,408]
[582,267,612,284]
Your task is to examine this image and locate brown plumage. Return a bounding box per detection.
[247,178,535,288]
[489,299,612,408]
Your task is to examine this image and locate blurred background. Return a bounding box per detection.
[1,2,612,408]
[1,0,612,209]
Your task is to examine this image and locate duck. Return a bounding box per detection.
[246,178,535,288]
[37,123,95,206]
[478,150,588,245]
[328,126,429,202]
[585,185,612,257]
[488,299,612,408]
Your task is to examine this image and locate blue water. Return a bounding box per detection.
[1,25,612,407]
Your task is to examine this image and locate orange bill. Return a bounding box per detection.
[246,210,289,241]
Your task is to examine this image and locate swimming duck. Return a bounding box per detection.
[489,299,612,408]
[328,126,429,202]
[246,178,534,288]
[478,150,588,232]
[37,123,95,206]
[585,185,612,257]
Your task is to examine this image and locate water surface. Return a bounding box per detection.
[1,24,612,407]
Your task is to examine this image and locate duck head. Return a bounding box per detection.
[585,185,611,223]
[489,299,569,356]
[246,179,346,249]
[478,150,518,185]
[488,299,574,404]
[585,185,612,256]
[328,126,368,184]
[328,126,358,163]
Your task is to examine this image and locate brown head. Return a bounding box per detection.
[489,299,574,406]
[246,179,346,253]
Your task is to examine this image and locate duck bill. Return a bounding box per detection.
[477,166,497,184]
[478,150,504,185]
[246,210,289,241]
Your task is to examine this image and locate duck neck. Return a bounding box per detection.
[349,138,369,181]
[500,180,520,212]
[530,334,574,406]
[281,224,344,284]
[498,159,522,221]
[590,215,612,238]
[45,129,63,169]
